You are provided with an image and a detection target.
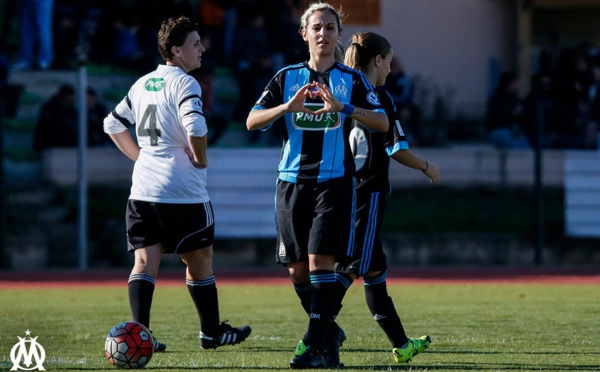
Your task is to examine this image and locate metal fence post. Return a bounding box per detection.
[77,58,88,271]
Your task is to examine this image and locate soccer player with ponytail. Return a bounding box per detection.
[335,31,439,364]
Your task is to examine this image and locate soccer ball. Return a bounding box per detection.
[105,321,154,369]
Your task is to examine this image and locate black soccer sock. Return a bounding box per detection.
[364,271,408,348]
[187,275,220,337]
[333,272,354,320]
[293,280,312,315]
[305,270,337,352]
[128,273,156,329]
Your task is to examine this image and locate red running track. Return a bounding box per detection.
[0,266,598,289]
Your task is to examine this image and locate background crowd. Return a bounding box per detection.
[487,44,600,151]
[0,0,599,150]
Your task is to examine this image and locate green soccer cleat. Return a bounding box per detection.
[294,340,307,356]
[411,335,431,355]
[392,335,431,363]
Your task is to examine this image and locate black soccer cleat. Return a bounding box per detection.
[150,331,167,352]
[199,322,252,349]
[290,346,325,369]
[153,338,167,352]
[323,322,346,368]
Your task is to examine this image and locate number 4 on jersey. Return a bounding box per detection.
[138,104,162,146]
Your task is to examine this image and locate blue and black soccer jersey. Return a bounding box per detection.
[252,61,384,183]
[350,87,409,194]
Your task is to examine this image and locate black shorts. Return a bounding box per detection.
[335,190,387,276]
[275,177,356,264]
[126,199,214,254]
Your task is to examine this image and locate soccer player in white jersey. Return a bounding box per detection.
[103,16,251,353]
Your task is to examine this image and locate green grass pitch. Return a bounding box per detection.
[0,282,598,371]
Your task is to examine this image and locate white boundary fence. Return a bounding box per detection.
[564,151,600,238]
[40,147,599,239]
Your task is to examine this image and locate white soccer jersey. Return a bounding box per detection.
[104,64,209,203]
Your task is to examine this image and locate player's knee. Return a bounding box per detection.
[364,270,383,278]
[288,261,310,283]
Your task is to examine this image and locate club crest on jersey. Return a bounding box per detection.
[293,103,340,130]
[333,83,348,99]
[145,78,165,92]
[367,91,380,106]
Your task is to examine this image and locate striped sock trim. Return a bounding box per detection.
[364,271,388,286]
[335,273,353,289]
[128,273,156,285]
[186,275,216,287]
[310,271,336,284]
[293,282,311,292]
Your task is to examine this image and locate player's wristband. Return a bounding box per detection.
[422,161,429,173]
[341,103,355,116]
[190,159,208,169]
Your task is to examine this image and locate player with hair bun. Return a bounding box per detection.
[103,16,251,354]
[334,31,439,364]
[247,2,388,369]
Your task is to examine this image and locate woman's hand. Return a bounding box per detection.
[184,147,207,169]
[310,82,343,114]
[285,82,320,114]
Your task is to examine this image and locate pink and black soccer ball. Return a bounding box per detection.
[105,321,154,369]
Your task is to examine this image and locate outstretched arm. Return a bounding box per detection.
[391,149,439,183]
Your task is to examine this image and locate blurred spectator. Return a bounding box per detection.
[0,48,7,120]
[53,0,103,69]
[198,0,236,67]
[552,49,597,149]
[34,84,110,152]
[89,0,169,73]
[111,16,144,71]
[486,71,530,149]
[383,58,421,144]
[52,0,84,69]
[276,0,310,67]
[521,72,558,149]
[12,0,54,71]
[0,49,8,91]
[234,51,277,145]
[134,0,195,72]
[189,65,229,146]
[588,64,600,126]
[584,64,600,149]
[232,10,270,73]
[87,87,111,147]
[385,58,414,106]
[83,0,193,72]
[34,84,77,152]
[263,0,305,71]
